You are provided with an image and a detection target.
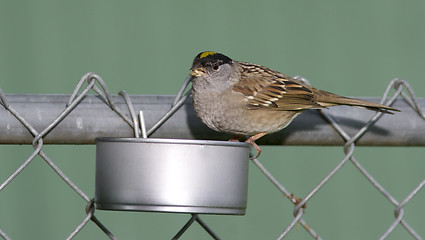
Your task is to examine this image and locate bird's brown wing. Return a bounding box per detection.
[232,62,326,111]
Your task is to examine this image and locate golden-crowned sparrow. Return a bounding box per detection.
[189,51,399,158]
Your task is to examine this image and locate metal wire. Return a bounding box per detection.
[139,110,148,138]
[172,214,221,240]
[0,74,120,239]
[0,228,11,240]
[0,73,218,239]
[0,74,424,239]
[147,75,193,136]
[249,78,425,239]
[146,90,191,136]
[119,90,140,138]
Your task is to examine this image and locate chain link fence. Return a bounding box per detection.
[0,73,424,239]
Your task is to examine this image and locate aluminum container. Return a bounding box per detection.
[95,138,250,215]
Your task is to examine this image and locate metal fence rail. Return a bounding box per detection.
[0,73,424,239]
[1,94,424,146]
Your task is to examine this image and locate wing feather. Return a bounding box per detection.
[233,62,325,111]
[232,61,398,113]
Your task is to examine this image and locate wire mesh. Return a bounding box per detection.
[0,73,424,239]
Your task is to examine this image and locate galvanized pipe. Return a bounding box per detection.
[0,94,423,146]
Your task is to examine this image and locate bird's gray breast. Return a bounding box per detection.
[192,82,247,134]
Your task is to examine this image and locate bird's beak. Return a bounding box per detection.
[190,67,206,77]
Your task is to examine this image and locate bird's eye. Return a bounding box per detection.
[212,65,219,71]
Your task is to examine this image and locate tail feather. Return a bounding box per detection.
[313,88,400,114]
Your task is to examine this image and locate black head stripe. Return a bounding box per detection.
[192,51,233,69]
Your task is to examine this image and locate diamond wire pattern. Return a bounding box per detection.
[0,74,424,239]
[250,79,425,240]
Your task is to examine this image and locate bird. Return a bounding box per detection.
[189,51,399,158]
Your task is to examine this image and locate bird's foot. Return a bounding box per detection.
[245,132,267,159]
[228,136,241,142]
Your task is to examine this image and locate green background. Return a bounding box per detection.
[1,1,425,239]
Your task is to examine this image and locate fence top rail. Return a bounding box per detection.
[0,94,423,146]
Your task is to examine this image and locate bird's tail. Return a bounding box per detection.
[313,88,400,114]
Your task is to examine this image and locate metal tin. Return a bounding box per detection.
[95,138,250,215]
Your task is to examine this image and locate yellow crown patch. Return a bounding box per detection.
[200,51,217,59]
